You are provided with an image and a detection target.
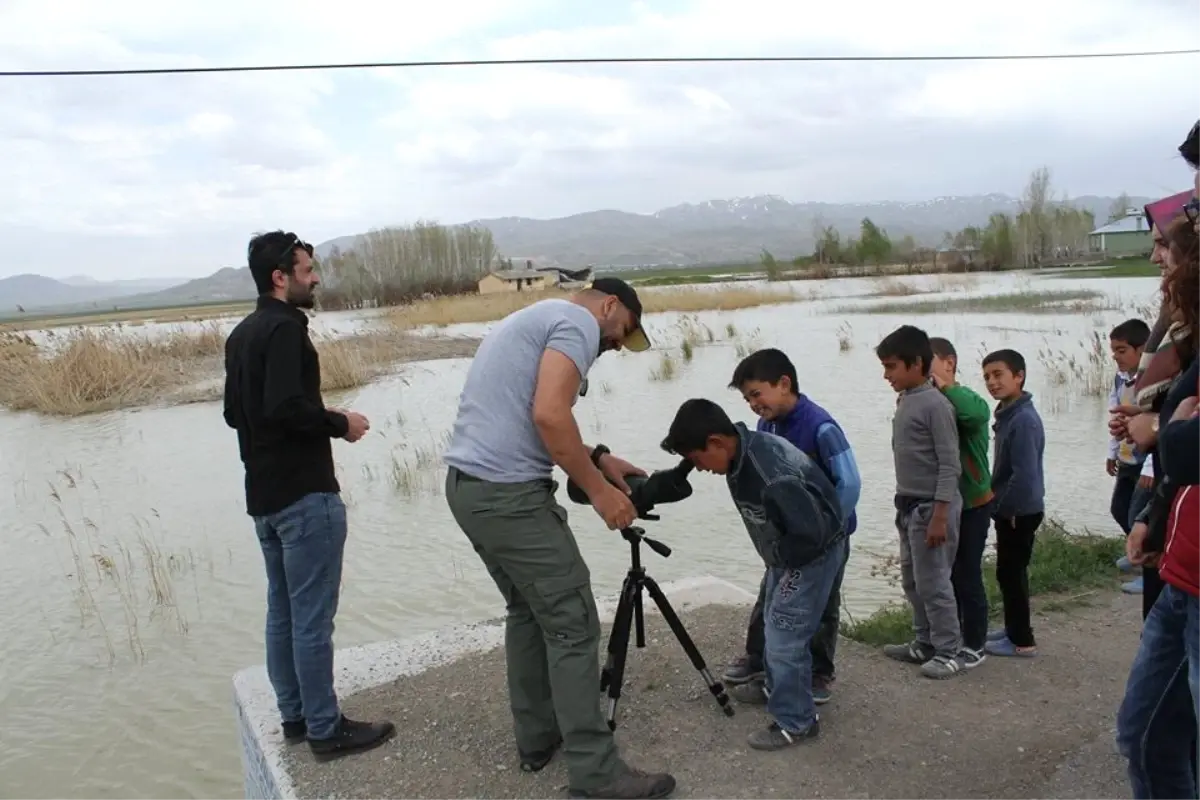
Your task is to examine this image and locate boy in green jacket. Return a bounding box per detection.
[930,337,993,667]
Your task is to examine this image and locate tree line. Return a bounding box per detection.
[316,221,497,310]
[763,166,1104,277]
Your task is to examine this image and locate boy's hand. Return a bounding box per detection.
[1126,522,1159,566]
[1138,474,1154,490]
[926,514,948,548]
[1106,458,1117,477]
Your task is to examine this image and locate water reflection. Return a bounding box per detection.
[0,271,1159,798]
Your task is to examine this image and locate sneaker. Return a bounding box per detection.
[812,675,833,705]
[281,719,307,744]
[519,735,562,772]
[1116,555,1135,573]
[568,766,677,799]
[730,680,769,705]
[882,640,934,664]
[984,636,1037,658]
[959,647,987,669]
[747,719,820,751]
[986,627,1008,642]
[920,653,967,679]
[308,716,397,763]
[722,654,765,685]
[1122,576,1144,594]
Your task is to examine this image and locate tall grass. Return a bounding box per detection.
[387,284,801,330]
[38,468,213,665]
[0,322,478,417]
[1038,330,1111,397]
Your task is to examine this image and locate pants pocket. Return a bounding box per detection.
[527,571,599,645]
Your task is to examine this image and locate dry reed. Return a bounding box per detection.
[387,284,800,330]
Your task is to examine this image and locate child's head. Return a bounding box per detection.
[875,325,933,392]
[982,349,1027,401]
[729,348,800,422]
[660,398,740,475]
[928,337,958,386]
[1109,318,1151,374]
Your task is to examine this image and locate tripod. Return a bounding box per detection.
[599,525,735,731]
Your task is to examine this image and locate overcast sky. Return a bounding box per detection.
[1,0,1197,281]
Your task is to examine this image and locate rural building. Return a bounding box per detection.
[1088,214,1152,257]
[477,269,552,295]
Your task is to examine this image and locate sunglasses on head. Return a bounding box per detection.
[277,233,314,268]
[1185,197,1199,226]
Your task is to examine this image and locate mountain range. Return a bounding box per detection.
[0,191,1149,314]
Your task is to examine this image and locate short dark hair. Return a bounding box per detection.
[875,325,933,376]
[728,348,799,394]
[1110,318,1151,349]
[982,348,1027,386]
[929,337,957,361]
[1181,119,1199,170]
[248,230,313,295]
[660,398,737,455]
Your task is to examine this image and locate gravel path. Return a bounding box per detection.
[286,592,1141,799]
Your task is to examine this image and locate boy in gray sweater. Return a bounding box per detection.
[876,325,967,679]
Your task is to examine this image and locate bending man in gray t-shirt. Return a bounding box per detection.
[443,279,676,799]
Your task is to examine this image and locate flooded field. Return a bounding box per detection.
[0,270,1160,798]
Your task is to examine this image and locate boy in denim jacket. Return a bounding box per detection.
[661,398,846,752]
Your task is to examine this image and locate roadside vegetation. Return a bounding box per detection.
[829,288,1111,316]
[842,521,1125,646]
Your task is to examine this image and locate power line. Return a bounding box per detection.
[1,48,1197,78]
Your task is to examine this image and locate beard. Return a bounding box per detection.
[286,281,316,309]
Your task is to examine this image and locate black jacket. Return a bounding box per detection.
[223,296,349,516]
[1137,354,1199,552]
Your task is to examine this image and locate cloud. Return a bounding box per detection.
[0,0,1196,278]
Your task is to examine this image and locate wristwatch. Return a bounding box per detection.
[590,444,610,467]
[1151,416,1160,435]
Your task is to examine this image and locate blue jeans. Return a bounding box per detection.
[763,538,845,733]
[1117,584,1200,799]
[253,492,348,740]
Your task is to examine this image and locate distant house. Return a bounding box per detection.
[934,246,981,269]
[1088,214,1152,257]
[477,269,552,295]
[536,265,594,290]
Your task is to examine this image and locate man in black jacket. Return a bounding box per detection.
[223,230,394,762]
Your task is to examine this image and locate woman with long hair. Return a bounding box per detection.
[1115,205,1200,799]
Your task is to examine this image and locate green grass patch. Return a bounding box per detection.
[1036,258,1157,280]
[634,274,722,287]
[830,289,1108,316]
[841,520,1125,646]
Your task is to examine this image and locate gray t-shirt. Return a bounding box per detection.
[443,298,601,483]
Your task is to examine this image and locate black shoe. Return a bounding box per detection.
[721,654,765,685]
[282,720,307,744]
[308,716,396,763]
[519,735,563,772]
[568,766,676,799]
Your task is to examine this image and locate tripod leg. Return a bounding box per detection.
[641,575,735,718]
[600,575,637,731]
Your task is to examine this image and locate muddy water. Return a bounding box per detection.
[0,272,1159,798]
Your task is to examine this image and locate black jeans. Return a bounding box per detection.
[1144,566,1166,621]
[745,544,848,680]
[994,512,1044,648]
[952,503,992,651]
[1112,462,1153,535]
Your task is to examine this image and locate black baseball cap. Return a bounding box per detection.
[591,277,652,352]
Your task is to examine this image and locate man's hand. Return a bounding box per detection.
[1138,474,1154,490]
[1126,521,1159,566]
[1171,395,1199,422]
[597,452,647,494]
[926,512,948,548]
[1127,413,1158,451]
[1106,458,1118,477]
[591,483,637,530]
[343,411,370,442]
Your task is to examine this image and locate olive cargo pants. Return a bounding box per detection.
[445,467,622,791]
